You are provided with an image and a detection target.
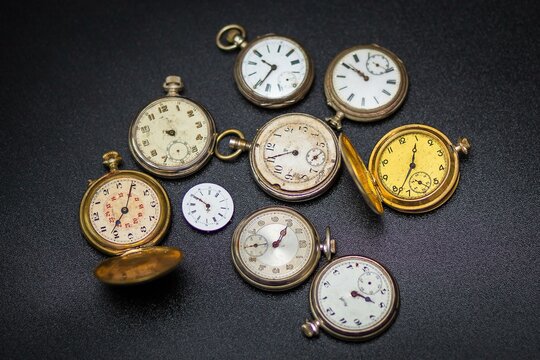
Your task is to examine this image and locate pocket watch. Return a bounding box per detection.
[182,183,234,232]
[79,151,183,285]
[215,113,341,202]
[340,124,470,214]
[216,24,314,108]
[128,75,217,178]
[324,44,408,130]
[231,206,336,291]
[302,255,399,341]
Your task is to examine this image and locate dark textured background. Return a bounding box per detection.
[1,0,539,359]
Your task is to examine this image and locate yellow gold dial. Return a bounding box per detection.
[341,124,470,214]
[375,131,450,200]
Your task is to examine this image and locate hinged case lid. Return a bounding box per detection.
[94,246,183,285]
[339,134,383,215]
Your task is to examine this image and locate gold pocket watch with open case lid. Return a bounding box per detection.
[231,206,336,291]
[340,124,470,214]
[129,75,217,178]
[324,44,408,130]
[79,151,183,285]
[216,24,314,108]
[215,113,341,202]
[302,255,399,341]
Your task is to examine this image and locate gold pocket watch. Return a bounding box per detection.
[216,24,314,108]
[215,113,341,202]
[129,75,217,178]
[79,151,183,285]
[324,44,408,130]
[231,206,336,291]
[340,124,470,214]
[302,255,399,341]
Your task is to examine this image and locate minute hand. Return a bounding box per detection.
[397,143,417,194]
[254,64,277,89]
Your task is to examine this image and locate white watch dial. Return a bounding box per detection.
[315,257,395,332]
[332,48,402,110]
[241,37,308,99]
[182,183,234,232]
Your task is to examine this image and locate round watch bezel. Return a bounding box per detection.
[129,96,217,179]
[324,44,408,122]
[234,34,314,109]
[79,169,171,256]
[309,255,400,341]
[231,206,321,291]
[249,113,341,202]
[368,124,460,213]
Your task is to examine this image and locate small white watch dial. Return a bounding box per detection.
[332,48,402,110]
[182,183,234,232]
[241,37,308,99]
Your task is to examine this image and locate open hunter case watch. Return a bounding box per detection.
[79,151,183,285]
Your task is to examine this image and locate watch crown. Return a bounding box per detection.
[301,319,320,338]
[455,137,471,155]
[321,227,336,261]
[326,111,344,131]
[102,151,122,172]
[163,75,184,96]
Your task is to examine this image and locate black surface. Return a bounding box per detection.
[1,0,539,359]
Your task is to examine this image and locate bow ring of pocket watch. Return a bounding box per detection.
[78,23,471,343]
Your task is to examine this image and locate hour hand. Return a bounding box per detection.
[348,63,369,81]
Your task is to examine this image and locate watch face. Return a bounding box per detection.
[182,183,234,232]
[130,97,214,175]
[374,130,450,200]
[89,177,162,245]
[326,45,408,122]
[232,207,319,289]
[239,36,310,100]
[251,113,340,200]
[313,256,398,336]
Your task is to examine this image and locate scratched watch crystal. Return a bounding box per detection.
[340,124,470,214]
[324,44,408,129]
[79,151,183,285]
[216,24,314,108]
[231,206,335,291]
[302,255,399,341]
[129,75,217,178]
[215,113,341,202]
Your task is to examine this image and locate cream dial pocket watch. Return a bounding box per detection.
[129,75,217,178]
[216,24,314,108]
[231,206,336,291]
[79,151,183,285]
[215,113,341,202]
[325,44,408,130]
[302,255,399,341]
[340,124,470,214]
